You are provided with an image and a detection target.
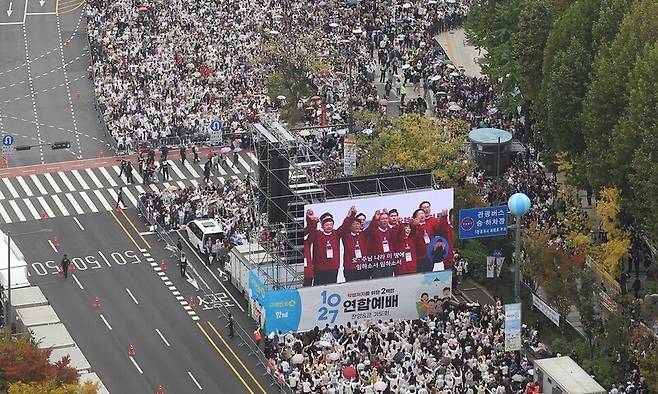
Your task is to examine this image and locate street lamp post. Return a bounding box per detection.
[508,193,531,303]
[3,228,52,332]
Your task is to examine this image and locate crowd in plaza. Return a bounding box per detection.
[265,302,537,394]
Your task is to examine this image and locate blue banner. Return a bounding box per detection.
[458,205,509,239]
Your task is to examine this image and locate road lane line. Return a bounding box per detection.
[155,328,170,347]
[100,314,112,330]
[36,196,55,218]
[98,167,118,187]
[176,181,186,189]
[48,240,59,253]
[50,195,70,216]
[184,160,201,178]
[131,169,143,184]
[129,356,143,374]
[169,160,187,179]
[121,210,151,249]
[248,152,257,164]
[85,168,104,188]
[0,202,11,223]
[16,176,34,196]
[110,210,141,249]
[93,189,112,211]
[71,170,90,190]
[122,188,137,207]
[65,193,84,214]
[79,191,98,212]
[208,322,268,394]
[2,178,19,198]
[43,173,62,193]
[74,217,85,230]
[112,166,127,184]
[237,155,252,174]
[23,198,41,220]
[8,200,26,222]
[134,185,146,195]
[196,323,255,394]
[125,288,139,305]
[57,172,76,192]
[72,274,84,290]
[29,174,48,194]
[188,371,203,390]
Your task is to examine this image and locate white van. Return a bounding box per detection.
[186,219,225,254]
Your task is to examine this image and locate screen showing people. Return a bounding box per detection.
[303,189,454,286]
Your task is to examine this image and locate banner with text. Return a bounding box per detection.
[504,303,522,352]
[343,134,357,176]
[259,270,452,333]
[532,293,560,327]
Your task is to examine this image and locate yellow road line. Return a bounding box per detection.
[442,31,457,64]
[55,0,59,14]
[208,322,268,394]
[197,323,255,394]
[58,0,86,14]
[57,0,82,6]
[121,209,151,249]
[110,210,142,250]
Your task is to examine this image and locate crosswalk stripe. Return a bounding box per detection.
[94,190,112,211]
[71,170,90,190]
[85,168,104,188]
[107,189,121,208]
[98,167,118,187]
[134,185,146,195]
[58,172,76,192]
[37,196,55,218]
[190,180,199,188]
[44,173,62,193]
[0,202,11,223]
[183,160,200,178]
[216,162,228,176]
[123,188,137,207]
[176,181,186,189]
[149,184,159,192]
[23,198,41,220]
[132,169,143,184]
[0,188,4,200]
[237,155,252,174]
[248,152,257,164]
[2,178,19,198]
[162,182,172,190]
[30,174,48,195]
[16,176,34,197]
[9,200,26,221]
[112,165,128,185]
[79,191,98,212]
[168,160,186,179]
[65,193,84,214]
[51,195,70,216]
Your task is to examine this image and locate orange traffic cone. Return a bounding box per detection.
[53,237,60,249]
[160,260,167,271]
[128,345,136,357]
[94,297,101,308]
[40,211,48,221]
[188,296,196,309]
[156,385,164,394]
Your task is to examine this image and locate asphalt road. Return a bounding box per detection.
[0,2,112,167]
[4,210,272,394]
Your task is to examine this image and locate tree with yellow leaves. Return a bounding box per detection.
[8,380,98,394]
[592,187,630,277]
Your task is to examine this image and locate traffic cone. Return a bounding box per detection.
[40,211,48,221]
[64,40,70,48]
[58,267,64,277]
[99,150,104,158]
[94,297,101,308]
[160,260,167,271]
[156,385,164,394]
[188,296,196,309]
[53,237,60,250]
[128,345,136,357]
[75,90,80,101]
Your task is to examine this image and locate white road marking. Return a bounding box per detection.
[176,181,186,189]
[36,196,55,218]
[57,172,75,191]
[155,328,171,347]
[79,191,98,212]
[29,174,47,194]
[43,173,62,193]
[71,170,90,190]
[131,169,143,184]
[237,155,252,174]
[8,200,26,221]
[51,194,69,216]
[248,152,257,164]
[149,184,159,192]
[92,189,112,211]
[122,187,137,207]
[112,165,126,184]
[16,176,33,196]
[190,180,199,188]
[65,193,84,214]
[98,167,118,187]
[2,178,19,198]
[100,314,112,330]
[126,288,139,305]
[74,217,85,230]
[0,202,12,223]
[183,160,200,178]
[0,188,4,200]
[169,160,187,179]
[188,371,203,390]
[129,356,143,374]
[216,162,228,176]
[71,274,84,289]
[48,239,58,253]
[22,198,40,220]
[134,185,146,195]
[85,168,104,188]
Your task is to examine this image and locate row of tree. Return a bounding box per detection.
[465,0,658,244]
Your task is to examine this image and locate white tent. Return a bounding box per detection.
[0,231,30,290]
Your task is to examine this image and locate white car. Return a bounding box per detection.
[186,219,224,254]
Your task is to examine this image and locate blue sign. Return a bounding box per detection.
[209,120,222,132]
[2,135,14,146]
[493,249,503,258]
[459,205,509,240]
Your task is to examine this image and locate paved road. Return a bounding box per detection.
[0,1,111,167]
[5,209,272,394]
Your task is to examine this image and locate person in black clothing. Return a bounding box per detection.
[203,161,211,183]
[118,159,127,177]
[226,313,234,338]
[632,276,642,298]
[116,187,126,210]
[147,148,155,166]
[137,153,144,176]
[193,145,200,163]
[180,145,186,164]
[160,145,168,161]
[61,254,70,279]
[160,160,170,180]
[125,161,134,183]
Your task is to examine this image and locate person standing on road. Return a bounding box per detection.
[179,252,188,278]
[61,254,70,279]
[179,145,187,164]
[118,159,127,177]
[177,238,183,255]
[125,161,134,184]
[115,187,126,210]
[226,313,234,338]
[160,159,170,181]
[193,145,200,164]
[203,160,211,183]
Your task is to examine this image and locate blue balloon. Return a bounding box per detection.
[508,193,531,216]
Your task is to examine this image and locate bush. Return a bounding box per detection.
[458,239,489,282]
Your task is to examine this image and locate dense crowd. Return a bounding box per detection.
[265,302,536,394]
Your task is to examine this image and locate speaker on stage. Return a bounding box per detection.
[267,150,291,224]
[257,141,269,214]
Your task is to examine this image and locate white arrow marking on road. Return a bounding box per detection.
[39,0,45,6]
[125,288,139,305]
[188,371,203,390]
[6,2,13,17]
[155,328,170,347]
[186,275,199,291]
[100,314,112,330]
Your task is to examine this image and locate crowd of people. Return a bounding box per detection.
[265,301,537,394]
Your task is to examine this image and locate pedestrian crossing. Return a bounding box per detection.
[0,152,258,224]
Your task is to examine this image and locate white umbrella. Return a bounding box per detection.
[374,381,387,391]
[352,28,363,35]
[336,128,348,136]
[447,0,457,3]
[448,104,462,111]
[402,3,412,8]
[328,352,341,361]
[269,30,280,35]
[437,91,448,95]
[431,75,441,81]
[361,128,373,135]
[445,64,456,70]
[329,22,339,28]
[291,354,305,364]
[276,95,286,100]
[315,340,331,348]
[401,64,411,70]
[450,71,460,77]
[299,130,311,137]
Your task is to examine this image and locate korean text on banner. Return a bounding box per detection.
[532,293,560,327]
[262,270,452,334]
[343,134,357,176]
[504,303,522,352]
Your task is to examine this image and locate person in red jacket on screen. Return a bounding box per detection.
[306,206,354,285]
[395,221,418,275]
[341,212,369,282]
[363,209,403,278]
[418,201,455,269]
